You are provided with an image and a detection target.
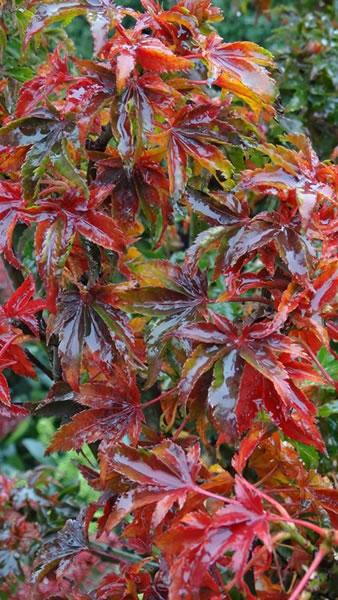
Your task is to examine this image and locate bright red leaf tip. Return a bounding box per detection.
[0,274,46,406]
[47,283,143,391]
[0,0,336,597]
[15,48,70,118]
[102,441,201,528]
[101,27,192,93]
[151,103,232,202]
[173,313,325,450]
[198,34,276,111]
[47,378,143,452]
[3,275,46,336]
[157,476,272,598]
[0,181,31,269]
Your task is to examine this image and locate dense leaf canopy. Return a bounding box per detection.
[0,0,337,598]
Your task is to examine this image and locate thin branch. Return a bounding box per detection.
[243,532,288,578]
[254,465,279,487]
[195,478,331,550]
[278,522,316,553]
[185,79,210,85]
[141,395,163,409]
[89,543,158,570]
[173,412,191,440]
[302,340,336,388]
[193,485,237,505]
[273,544,286,592]
[243,478,291,520]
[268,515,328,539]
[288,545,327,600]
[212,296,273,306]
[240,480,327,548]
[141,386,179,410]
[25,349,53,379]
[86,124,113,185]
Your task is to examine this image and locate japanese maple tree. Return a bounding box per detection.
[0,0,337,598]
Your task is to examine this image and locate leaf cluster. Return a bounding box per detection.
[0,0,337,598]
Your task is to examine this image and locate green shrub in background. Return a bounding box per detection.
[267,0,337,158]
[213,1,338,158]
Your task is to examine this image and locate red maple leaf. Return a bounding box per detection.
[93,149,170,230]
[157,476,271,598]
[151,103,232,202]
[101,25,192,92]
[0,181,32,268]
[197,33,276,111]
[32,188,127,307]
[15,48,70,117]
[47,282,144,391]
[103,440,201,529]
[47,374,143,452]
[173,312,325,450]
